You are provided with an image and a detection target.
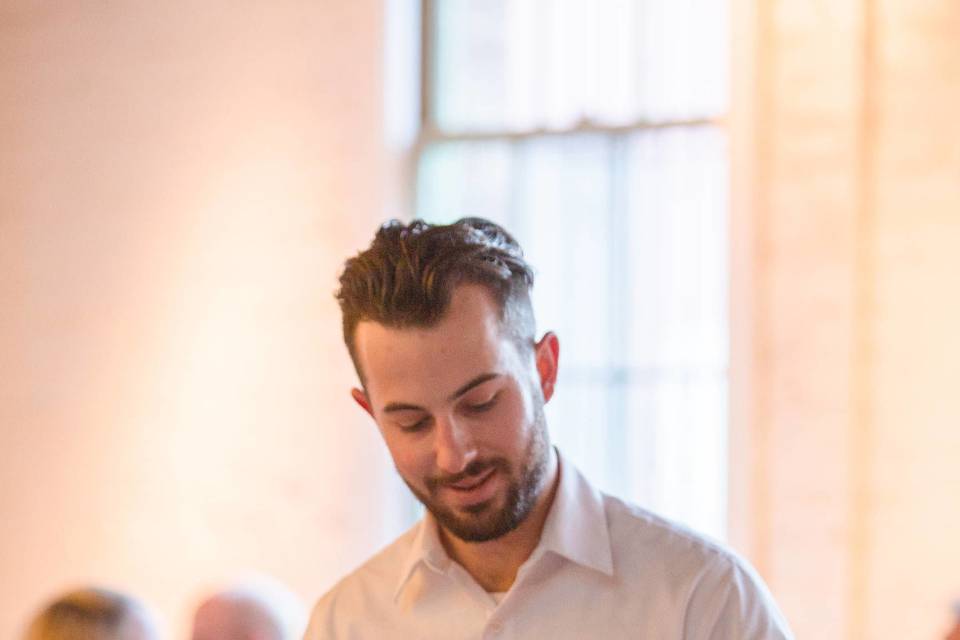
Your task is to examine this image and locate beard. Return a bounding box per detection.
[402,401,551,543]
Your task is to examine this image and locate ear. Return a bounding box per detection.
[533,331,560,403]
[351,387,374,418]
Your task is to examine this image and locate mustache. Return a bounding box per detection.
[426,458,506,490]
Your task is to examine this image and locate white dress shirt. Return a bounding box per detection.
[305,452,793,639]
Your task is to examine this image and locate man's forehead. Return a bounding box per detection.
[353,288,519,406]
[354,320,500,384]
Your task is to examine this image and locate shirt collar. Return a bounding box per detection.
[392,448,614,602]
[535,449,614,576]
[393,510,449,601]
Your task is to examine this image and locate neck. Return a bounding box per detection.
[439,448,560,593]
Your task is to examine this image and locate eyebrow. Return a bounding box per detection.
[381,372,501,414]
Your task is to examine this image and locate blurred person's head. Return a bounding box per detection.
[946,603,960,640]
[948,622,960,640]
[336,217,537,385]
[23,587,159,640]
[190,581,306,640]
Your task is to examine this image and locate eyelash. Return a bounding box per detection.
[465,395,498,413]
[400,417,430,433]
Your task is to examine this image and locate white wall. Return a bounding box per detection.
[730,1,960,638]
[0,2,404,637]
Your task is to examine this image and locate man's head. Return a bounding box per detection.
[190,582,306,640]
[337,218,559,544]
[24,587,159,640]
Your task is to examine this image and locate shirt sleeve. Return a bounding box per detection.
[303,589,339,640]
[683,553,794,640]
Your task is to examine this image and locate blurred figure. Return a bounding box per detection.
[946,602,960,640]
[949,621,960,640]
[23,587,159,640]
[191,580,306,640]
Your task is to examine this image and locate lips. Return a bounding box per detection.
[446,466,496,491]
[440,466,500,507]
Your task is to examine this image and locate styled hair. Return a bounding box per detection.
[336,217,536,381]
[24,588,155,640]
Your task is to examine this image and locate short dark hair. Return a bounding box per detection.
[25,588,150,640]
[336,217,536,382]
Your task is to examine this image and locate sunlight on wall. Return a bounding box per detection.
[731,0,960,638]
[0,2,403,638]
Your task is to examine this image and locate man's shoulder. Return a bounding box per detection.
[600,493,792,638]
[603,493,731,561]
[600,492,763,591]
[556,455,750,587]
[321,523,418,598]
[306,523,419,632]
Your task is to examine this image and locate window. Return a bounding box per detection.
[411,0,729,539]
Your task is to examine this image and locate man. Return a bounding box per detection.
[306,218,793,639]
[191,581,306,640]
[23,587,159,640]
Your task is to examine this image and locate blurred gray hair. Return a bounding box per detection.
[196,577,307,640]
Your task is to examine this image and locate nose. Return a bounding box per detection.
[433,414,477,475]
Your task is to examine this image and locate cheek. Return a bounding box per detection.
[488,389,534,447]
[383,433,430,480]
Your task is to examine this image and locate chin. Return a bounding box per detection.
[433,489,528,543]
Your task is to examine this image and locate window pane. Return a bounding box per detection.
[432,0,513,132]
[416,125,728,537]
[623,126,728,371]
[416,140,514,223]
[430,0,728,132]
[514,135,614,371]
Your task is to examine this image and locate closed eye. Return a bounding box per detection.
[464,393,499,414]
[398,416,430,433]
